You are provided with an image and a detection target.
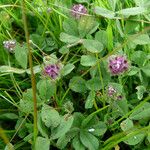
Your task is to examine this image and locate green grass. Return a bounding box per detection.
[0,0,150,149]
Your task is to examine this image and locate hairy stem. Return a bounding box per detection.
[21,0,38,145]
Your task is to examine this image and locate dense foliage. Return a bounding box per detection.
[0,0,150,150]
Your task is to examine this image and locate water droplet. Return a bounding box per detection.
[88,128,95,132]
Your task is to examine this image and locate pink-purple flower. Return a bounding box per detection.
[71,4,87,19]
[108,86,116,97]
[43,64,60,79]
[107,86,123,100]
[108,55,129,75]
[3,40,16,53]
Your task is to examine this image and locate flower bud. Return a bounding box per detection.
[71,4,87,19]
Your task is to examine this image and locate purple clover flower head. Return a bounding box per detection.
[44,64,60,79]
[71,4,87,19]
[108,55,128,75]
[3,40,16,53]
[108,86,116,97]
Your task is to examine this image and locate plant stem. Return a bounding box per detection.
[89,105,109,117]
[96,54,105,106]
[0,127,9,146]
[21,0,38,146]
